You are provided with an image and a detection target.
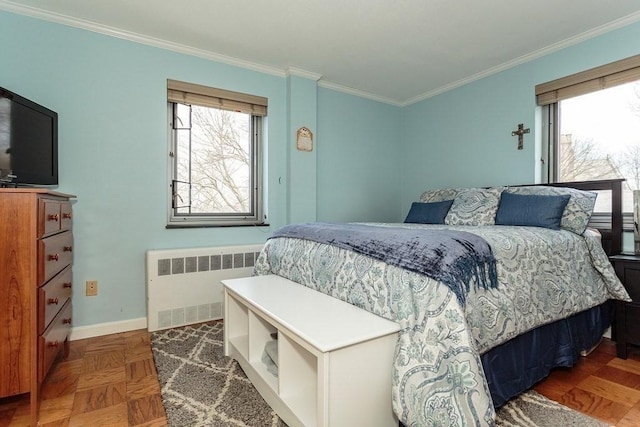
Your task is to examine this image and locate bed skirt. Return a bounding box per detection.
[482,300,614,408]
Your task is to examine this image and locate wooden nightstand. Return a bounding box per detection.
[611,253,640,359]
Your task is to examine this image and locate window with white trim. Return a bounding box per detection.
[167,80,267,227]
[538,55,640,228]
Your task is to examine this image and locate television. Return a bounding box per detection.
[0,86,58,186]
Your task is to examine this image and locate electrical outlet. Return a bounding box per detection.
[86,280,98,296]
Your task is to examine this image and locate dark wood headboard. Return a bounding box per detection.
[544,179,624,256]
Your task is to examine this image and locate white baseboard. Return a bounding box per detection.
[69,317,148,341]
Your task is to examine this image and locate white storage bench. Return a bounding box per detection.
[223,274,400,427]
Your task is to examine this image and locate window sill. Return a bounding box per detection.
[166,222,270,229]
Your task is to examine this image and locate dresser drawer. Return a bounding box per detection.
[60,202,73,231]
[38,199,73,237]
[38,266,73,335]
[623,302,640,344]
[39,200,62,237]
[38,300,72,383]
[38,231,73,285]
[619,262,640,301]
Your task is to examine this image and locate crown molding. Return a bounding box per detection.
[0,0,396,105]
[0,0,401,106]
[403,10,640,106]
[317,80,402,106]
[0,0,286,78]
[3,0,639,108]
[286,67,322,81]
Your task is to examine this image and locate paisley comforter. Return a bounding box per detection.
[253,223,630,427]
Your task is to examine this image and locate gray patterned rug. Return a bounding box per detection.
[150,321,609,427]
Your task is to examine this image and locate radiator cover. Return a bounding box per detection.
[146,244,263,331]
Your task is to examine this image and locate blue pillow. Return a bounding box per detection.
[495,192,570,230]
[404,200,454,224]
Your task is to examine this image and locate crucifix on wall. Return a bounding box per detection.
[511,123,530,150]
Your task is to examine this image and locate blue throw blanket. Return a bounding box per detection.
[269,222,499,305]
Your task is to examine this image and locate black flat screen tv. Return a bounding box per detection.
[0,86,58,186]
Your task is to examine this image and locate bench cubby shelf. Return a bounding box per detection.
[223,275,400,427]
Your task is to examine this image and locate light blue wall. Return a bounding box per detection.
[4,8,639,331]
[287,75,318,224]
[0,12,285,327]
[401,21,640,212]
[317,88,402,222]
[0,11,402,328]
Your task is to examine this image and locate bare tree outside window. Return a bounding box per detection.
[617,144,640,191]
[556,80,640,213]
[620,83,640,191]
[558,135,620,182]
[630,82,640,118]
[176,106,251,214]
[167,80,265,227]
[169,104,263,226]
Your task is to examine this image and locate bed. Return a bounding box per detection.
[253,179,630,426]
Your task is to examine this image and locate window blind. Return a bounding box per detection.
[536,54,640,106]
[167,79,267,116]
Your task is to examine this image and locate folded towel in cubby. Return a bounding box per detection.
[261,339,279,377]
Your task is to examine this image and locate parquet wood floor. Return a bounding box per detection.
[0,329,167,427]
[534,339,640,426]
[1,331,640,426]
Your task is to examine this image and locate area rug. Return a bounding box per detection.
[150,321,609,427]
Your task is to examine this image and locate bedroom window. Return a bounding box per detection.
[538,54,640,229]
[166,79,267,227]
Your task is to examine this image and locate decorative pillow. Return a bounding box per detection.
[495,192,570,230]
[444,187,505,226]
[504,186,597,235]
[404,200,454,224]
[420,188,461,203]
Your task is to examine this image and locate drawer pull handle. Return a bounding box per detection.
[48,254,59,261]
[48,341,59,348]
[48,297,59,305]
[63,246,73,252]
[48,214,59,222]
[63,282,72,289]
[63,318,72,325]
[62,212,72,219]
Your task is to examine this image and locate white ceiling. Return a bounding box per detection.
[2,0,640,105]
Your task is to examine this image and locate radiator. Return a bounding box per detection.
[146,244,263,332]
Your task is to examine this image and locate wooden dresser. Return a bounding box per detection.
[0,189,75,425]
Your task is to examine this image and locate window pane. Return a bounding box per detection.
[558,80,640,213]
[168,82,265,227]
[175,128,191,187]
[591,190,612,214]
[174,103,191,129]
[173,180,191,212]
[190,106,252,214]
